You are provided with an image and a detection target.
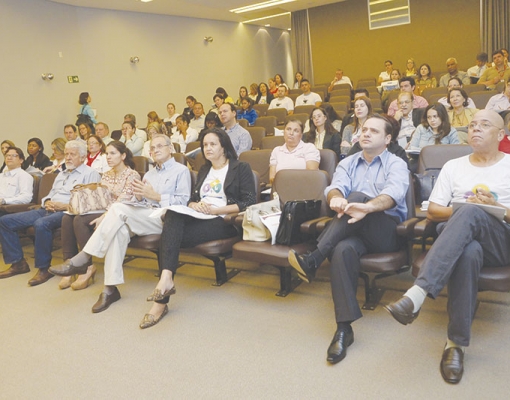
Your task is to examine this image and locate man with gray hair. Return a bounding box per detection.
[439,58,470,87]
[0,140,101,286]
[50,134,191,313]
[95,122,113,145]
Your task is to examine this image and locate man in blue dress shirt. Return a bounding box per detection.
[288,114,409,364]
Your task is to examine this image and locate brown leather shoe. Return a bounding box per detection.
[92,287,121,313]
[384,296,420,325]
[0,259,30,279]
[49,259,91,276]
[440,347,464,384]
[28,268,55,286]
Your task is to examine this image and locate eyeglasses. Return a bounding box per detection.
[150,144,170,152]
[5,154,19,158]
[398,100,411,106]
[468,121,501,130]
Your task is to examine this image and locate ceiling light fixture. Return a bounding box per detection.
[140,0,153,3]
[241,12,290,24]
[230,0,295,14]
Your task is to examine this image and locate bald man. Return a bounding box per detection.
[386,110,510,384]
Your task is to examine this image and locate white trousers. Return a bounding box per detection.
[83,203,163,286]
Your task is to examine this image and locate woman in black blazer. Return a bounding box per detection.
[140,128,256,329]
[304,107,341,160]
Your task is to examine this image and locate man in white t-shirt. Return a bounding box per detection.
[328,69,352,92]
[295,79,322,107]
[269,85,294,114]
[378,60,393,85]
[386,110,510,384]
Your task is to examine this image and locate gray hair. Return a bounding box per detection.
[65,140,87,157]
[151,134,175,152]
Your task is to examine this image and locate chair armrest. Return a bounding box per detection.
[300,216,331,235]
[414,218,438,239]
[0,203,35,214]
[396,217,421,238]
[223,212,240,225]
[315,217,333,234]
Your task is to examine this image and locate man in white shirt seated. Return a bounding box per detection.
[378,60,393,85]
[123,114,147,142]
[328,69,353,92]
[269,85,294,114]
[63,124,86,144]
[485,78,510,112]
[0,146,34,214]
[95,122,113,145]
[439,58,470,87]
[467,52,489,83]
[296,79,322,107]
[189,102,206,131]
[437,77,477,109]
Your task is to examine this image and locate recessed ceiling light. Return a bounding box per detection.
[242,12,290,24]
[265,24,270,27]
[230,0,295,14]
[140,0,153,3]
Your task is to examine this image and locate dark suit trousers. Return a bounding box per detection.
[317,192,401,323]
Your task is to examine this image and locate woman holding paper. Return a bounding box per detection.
[140,128,256,329]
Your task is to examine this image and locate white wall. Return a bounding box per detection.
[0,0,292,148]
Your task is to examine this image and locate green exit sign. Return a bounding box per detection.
[67,76,79,83]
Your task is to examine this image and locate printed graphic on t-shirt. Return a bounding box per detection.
[464,183,498,201]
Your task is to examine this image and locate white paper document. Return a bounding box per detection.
[149,205,218,220]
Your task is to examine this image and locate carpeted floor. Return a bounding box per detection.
[1,243,509,399]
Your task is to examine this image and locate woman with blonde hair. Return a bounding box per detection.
[43,138,67,174]
[1,140,16,173]
[147,111,168,135]
[405,58,417,77]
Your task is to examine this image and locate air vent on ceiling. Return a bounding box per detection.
[368,0,411,30]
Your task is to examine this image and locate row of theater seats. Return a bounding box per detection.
[6,146,509,309]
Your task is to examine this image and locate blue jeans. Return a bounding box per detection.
[0,208,64,269]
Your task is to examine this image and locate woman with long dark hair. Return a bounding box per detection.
[140,128,256,329]
[408,103,459,149]
[304,107,341,159]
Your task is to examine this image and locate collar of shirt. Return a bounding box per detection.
[224,123,240,134]
[63,162,86,175]
[156,157,176,171]
[282,140,304,154]
[356,149,386,167]
[3,167,21,177]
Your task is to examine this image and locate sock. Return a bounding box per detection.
[104,285,115,295]
[70,252,91,266]
[445,338,465,352]
[403,285,427,313]
[310,249,325,268]
[336,321,352,332]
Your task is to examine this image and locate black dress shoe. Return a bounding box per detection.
[92,287,121,313]
[49,259,91,276]
[384,296,420,325]
[288,250,317,283]
[440,347,464,384]
[0,259,30,279]
[327,329,354,364]
[28,269,54,287]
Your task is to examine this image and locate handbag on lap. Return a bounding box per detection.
[68,183,113,215]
